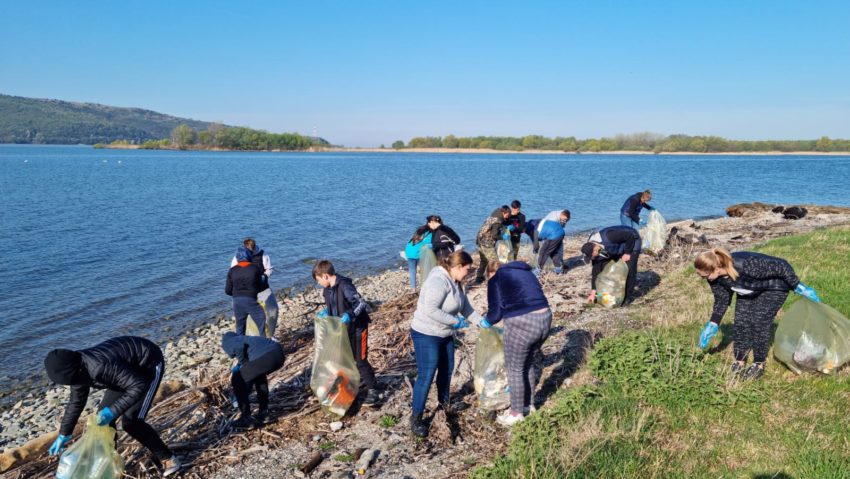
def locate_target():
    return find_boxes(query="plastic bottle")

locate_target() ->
[356,449,376,475]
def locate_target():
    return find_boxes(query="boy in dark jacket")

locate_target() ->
[312,260,380,406]
[226,245,267,336]
[581,225,642,304]
[221,332,286,428]
[505,200,526,261]
[44,336,181,476]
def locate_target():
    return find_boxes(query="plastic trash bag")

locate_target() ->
[596,260,628,308]
[496,239,512,263]
[473,327,511,411]
[56,416,124,479]
[310,315,361,416]
[419,244,438,283]
[246,289,278,338]
[773,299,850,374]
[639,210,668,254]
[519,242,554,272]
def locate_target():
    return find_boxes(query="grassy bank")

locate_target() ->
[472,225,850,479]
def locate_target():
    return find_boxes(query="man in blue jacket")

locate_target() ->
[620,190,654,229]
[581,225,642,304]
[531,209,570,275]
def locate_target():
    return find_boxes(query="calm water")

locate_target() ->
[2,145,850,385]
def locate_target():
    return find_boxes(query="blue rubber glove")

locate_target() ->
[479,318,492,329]
[96,406,115,426]
[531,267,541,277]
[502,232,511,241]
[506,225,516,232]
[699,322,719,349]
[553,266,563,274]
[340,312,352,325]
[639,219,648,227]
[231,363,241,374]
[317,308,328,318]
[453,316,468,329]
[49,434,72,456]
[794,283,821,302]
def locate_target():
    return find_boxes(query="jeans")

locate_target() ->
[407,258,419,289]
[233,295,267,336]
[620,213,639,230]
[410,329,455,415]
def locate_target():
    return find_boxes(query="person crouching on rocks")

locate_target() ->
[221,332,286,429]
[409,250,485,437]
[44,336,181,477]
[226,245,268,336]
[581,225,642,305]
[694,247,820,379]
[482,260,552,427]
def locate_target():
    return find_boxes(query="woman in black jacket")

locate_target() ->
[694,248,821,379]
[426,214,461,261]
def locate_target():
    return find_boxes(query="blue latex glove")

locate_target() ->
[317,308,328,318]
[553,266,563,274]
[501,232,511,241]
[340,312,352,325]
[506,225,516,232]
[453,316,468,329]
[699,322,719,349]
[49,434,72,456]
[639,219,648,227]
[231,363,241,374]
[479,318,492,329]
[794,283,821,302]
[531,267,541,277]
[96,406,115,426]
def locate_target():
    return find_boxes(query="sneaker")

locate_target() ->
[522,404,537,415]
[730,361,746,374]
[741,363,765,380]
[410,413,428,438]
[496,410,525,427]
[230,414,257,430]
[255,409,270,425]
[362,389,380,407]
[162,455,182,477]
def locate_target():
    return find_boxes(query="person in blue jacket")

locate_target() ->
[581,225,642,305]
[404,225,432,290]
[481,260,552,427]
[620,190,654,229]
[221,332,286,428]
[530,210,570,275]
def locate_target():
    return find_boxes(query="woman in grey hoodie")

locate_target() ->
[409,250,484,437]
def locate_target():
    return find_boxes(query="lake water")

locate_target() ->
[2,145,850,386]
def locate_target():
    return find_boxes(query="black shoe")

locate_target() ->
[230,414,257,430]
[730,361,745,374]
[363,389,380,406]
[410,413,428,438]
[741,363,765,380]
[255,409,270,425]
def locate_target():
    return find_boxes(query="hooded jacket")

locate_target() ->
[476,209,507,248]
[591,226,642,257]
[226,262,265,298]
[486,261,549,324]
[430,224,461,259]
[322,274,371,327]
[47,336,163,436]
[221,332,284,365]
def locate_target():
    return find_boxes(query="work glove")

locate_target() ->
[317,308,328,318]
[49,434,72,456]
[479,318,492,329]
[453,316,468,329]
[699,322,719,349]
[340,313,352,325]
[501,232,511,241]
[794,283,821,303]
[507,225,516,232]
[96,406,116,426]
[231,363,241,374]
[531,267,541,277]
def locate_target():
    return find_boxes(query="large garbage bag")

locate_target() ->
[56,416,124,479]
[519,242,554,271]
[639,210,668,254]
[773,299,850,374]
[496,239,512,263]
[419,244,438,283]
[310,315,361,416]
[596,260,628,308]
[246,289,278,338]
[473,327,511,411]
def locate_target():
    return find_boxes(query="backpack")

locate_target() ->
[476,216,502,248]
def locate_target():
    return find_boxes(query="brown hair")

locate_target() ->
[439,250,473,274]
[312,259,336,279]
[561,209,571,220]
[694,248,739,280]
[486,260,502,276]
[243,238,256,250]
[641,190,652,201]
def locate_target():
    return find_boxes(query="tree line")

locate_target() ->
[391,133,850,153]
[99,124,327,151]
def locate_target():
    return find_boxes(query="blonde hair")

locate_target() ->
[694,248,739,280]
[486,260,502,276]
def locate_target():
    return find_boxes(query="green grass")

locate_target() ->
[379,414,399,428]
[472,225,850,478]
[334,453,355,462]
[318,440,335,452]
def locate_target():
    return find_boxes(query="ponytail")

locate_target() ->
[440,250,473,278]
[694,247,739,280]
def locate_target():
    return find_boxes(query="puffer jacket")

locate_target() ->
[56,336,163,436]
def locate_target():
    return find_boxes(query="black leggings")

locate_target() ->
[232,348,285,416]
[733,290,788,363]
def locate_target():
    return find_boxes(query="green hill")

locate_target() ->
[0,93,220,144]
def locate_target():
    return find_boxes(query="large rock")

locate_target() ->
[725,202,777,217]
[783,206,808,220]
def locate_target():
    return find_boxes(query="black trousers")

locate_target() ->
[101,361,171,461]
[232,347,286,416]
[624,252,640,300]
[733,290,788,363]
[538,238,564,269]
[349,322,377,391]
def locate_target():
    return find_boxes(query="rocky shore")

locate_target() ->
[3,202,850,478]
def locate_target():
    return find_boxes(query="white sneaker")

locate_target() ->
[496,410,525,427]
[523,404,537,415]
[162,455,182,477]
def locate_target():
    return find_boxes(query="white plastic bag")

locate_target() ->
[596,260,628,308]
[639,210,668,254]
[473,327,511,411]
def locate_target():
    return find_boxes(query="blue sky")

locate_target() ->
[2,1,849,146]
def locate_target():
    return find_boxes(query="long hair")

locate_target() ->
[410,225,431,244]
[694,248,739,280]
[439,250,473,279]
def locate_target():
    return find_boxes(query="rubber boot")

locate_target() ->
[410,413,428,437]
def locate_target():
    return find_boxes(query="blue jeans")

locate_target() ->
[620,212,639,230]
[410,329,454,415]
[232,296,266,336]
[407,258,419,289]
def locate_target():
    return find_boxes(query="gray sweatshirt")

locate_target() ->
[411,266,482,337]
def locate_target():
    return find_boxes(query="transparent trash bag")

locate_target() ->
[773,299,850,374]
[519,242,554,272]
[596,260,628,308]
[419,244,438,283]
[310,315,361,416]
[639,210,668,254]
[246,289,278,337]
[496,239,512,263]
[56,416,124,479]
[473,327,511,411]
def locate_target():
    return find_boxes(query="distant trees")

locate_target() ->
[392,140,405,149]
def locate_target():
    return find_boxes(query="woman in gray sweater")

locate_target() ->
[409,250,483,437]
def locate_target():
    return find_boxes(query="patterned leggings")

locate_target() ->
[504,309,552,413]
[733,290,788,363]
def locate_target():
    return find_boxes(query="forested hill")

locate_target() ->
[0,93,219,144]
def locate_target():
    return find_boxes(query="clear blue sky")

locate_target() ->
[2,1,849,146]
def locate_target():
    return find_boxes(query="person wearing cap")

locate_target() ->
[230,238,278,337]
[44,336,181,476]
[426,215,461,261]
[533,209,570,275]
[620,190,654,229]
[226,245,268,335]
[581,225,642,305]
[221,332,286,429]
